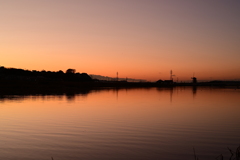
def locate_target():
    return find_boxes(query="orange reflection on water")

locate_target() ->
[1,88,240,128]
[1,87,240,160]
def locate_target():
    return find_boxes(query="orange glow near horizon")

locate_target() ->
[1,1,240,81]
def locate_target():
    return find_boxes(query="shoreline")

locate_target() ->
[0,81,239,96]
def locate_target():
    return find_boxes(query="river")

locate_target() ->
[0,87,240,160]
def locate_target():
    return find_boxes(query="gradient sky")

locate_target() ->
[1,0,240,81]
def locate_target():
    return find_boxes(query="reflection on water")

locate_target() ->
[1,87,240,160]
[0,87,201,103]
[192,86,197,97]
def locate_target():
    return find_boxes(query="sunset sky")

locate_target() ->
[1,0,240,81]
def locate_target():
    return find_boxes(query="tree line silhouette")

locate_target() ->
[1,66,239,93]
[0,66,92,82]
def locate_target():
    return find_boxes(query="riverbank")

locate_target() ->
[1,80,240,95]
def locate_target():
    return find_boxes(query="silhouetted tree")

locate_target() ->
[57,70,64,74]
[80,73,92,81]
[66,69,76,74]
[0,66,93,83]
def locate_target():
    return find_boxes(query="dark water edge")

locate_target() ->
[193,146,240,160]
[1,80,240,96]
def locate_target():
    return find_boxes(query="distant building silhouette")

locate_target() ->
[191,77,197,83]
[156,79,173,84]
[164,80,173,84]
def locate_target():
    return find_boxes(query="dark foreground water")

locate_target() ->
[0,87,240,160]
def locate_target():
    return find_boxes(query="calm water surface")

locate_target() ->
[0,87,240,160]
